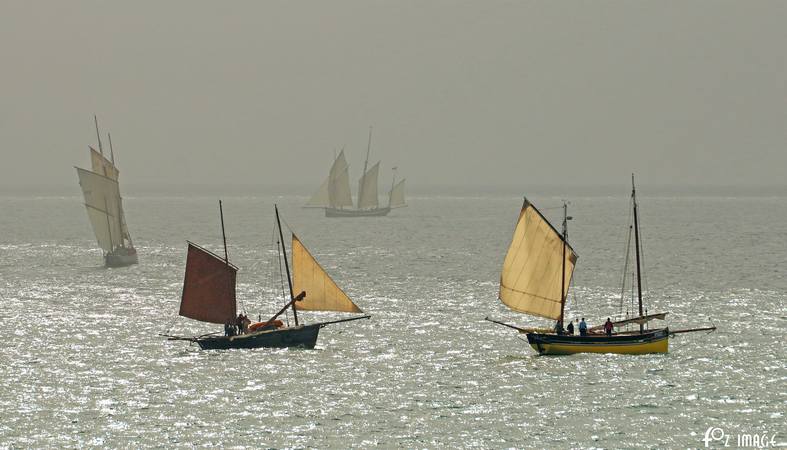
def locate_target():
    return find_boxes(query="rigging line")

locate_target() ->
[162,313,180,337]
[619,221,633,316]
[274,217,290,327]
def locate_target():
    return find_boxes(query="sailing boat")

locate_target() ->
[305,127,406,217]
[75,116,138,267]
[164,202,370,350]
[486,176,715,355]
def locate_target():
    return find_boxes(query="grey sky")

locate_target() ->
[1,1,785,190]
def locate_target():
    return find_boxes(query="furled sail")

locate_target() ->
[291,234,362,313]
[357,161,379,209]
[179,242,238,324]
[328,151,353,208]
[389,179,406,208]
[589,312,668,331]
[499,199,578,320]
[90,147,119,181]
[76,167,124,253]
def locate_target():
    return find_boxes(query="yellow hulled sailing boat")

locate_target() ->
[164,203,369,350]
[75,116,138,267]
[486,176,714,355]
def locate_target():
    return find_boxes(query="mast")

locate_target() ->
[275,204,299,326]
[358,126,372,209]
[632,174,644,332]
[108,133,115,165]
[219,200,228,263]
[104,197,113,253]
[558,201,570,327]
[94,115,104,155]
[388,167,397,207]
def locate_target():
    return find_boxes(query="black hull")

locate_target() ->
[105,247,138,267]
[325,207,391,217]
[196,324,321,350]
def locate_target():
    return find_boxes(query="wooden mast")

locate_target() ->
[275,204,299,326]
[358,126,372,209]
[632,174,644,332]
[388,167,397,208]
[108,133,115,165]
[104,196,114,253]
[94,115,104,155]
[558,201,570,328]
[219,200,229,263]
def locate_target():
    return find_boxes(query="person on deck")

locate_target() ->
[554,321,564,335]
[579,318,588,336]
[236,314,244,335]
[566,320,575,335]
[604,318,614,336]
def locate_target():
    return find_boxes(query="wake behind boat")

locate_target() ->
[305,127,406,217]
[486,176,714,355]
[75,116,138,267]
[164,202,369,350]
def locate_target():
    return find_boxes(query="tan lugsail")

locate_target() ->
[291,234,362,313]
[357,161,379,210]
[76,167,123,252]
[179,242,238,324]
[90,147,119,181]
[389,179,406,208]
[499,199,578,320]
[329,151,353,208]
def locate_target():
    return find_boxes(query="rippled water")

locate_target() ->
[1,190,785,448]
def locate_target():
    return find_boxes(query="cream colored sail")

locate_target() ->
[305,177,330,208]
[291,234,363,313]
[357,161,379,209]
[389,179,406,208]
[329,151,353,208]
[499,199,578,320]
[90,147,119,180]
[76,167,124,253]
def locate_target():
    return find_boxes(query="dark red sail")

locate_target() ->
[179,242,238,324]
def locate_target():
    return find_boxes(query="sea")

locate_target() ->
[0,186,785,448]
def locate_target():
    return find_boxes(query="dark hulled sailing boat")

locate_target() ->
[165,202,369,350]
[486,176,714,355]
[305,127,406,217]
[75,116,138,267]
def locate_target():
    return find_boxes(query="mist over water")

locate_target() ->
[1,188,784,448]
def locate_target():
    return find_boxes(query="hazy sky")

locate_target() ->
[1,1,785,190]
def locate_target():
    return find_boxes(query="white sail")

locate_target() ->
[90,146,119,181]
[329,151,353,208]
[357,162,379,210]
[389,179,406,208]
[305,177,330,208]
[291,234,362,313]
[76,167,124,253]
[499,199,578,320]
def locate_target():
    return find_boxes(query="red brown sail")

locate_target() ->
[179,242,238,324]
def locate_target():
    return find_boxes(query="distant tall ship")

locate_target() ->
[305,127,406,217]
[75,116,138,267]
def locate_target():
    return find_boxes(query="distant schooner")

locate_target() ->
[305,127,406,217]
[75,116,138,267]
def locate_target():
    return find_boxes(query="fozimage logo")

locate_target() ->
[702,426,782,448]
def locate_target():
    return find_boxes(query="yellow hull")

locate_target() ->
[529,337,668,355]
[526,328,670,355]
